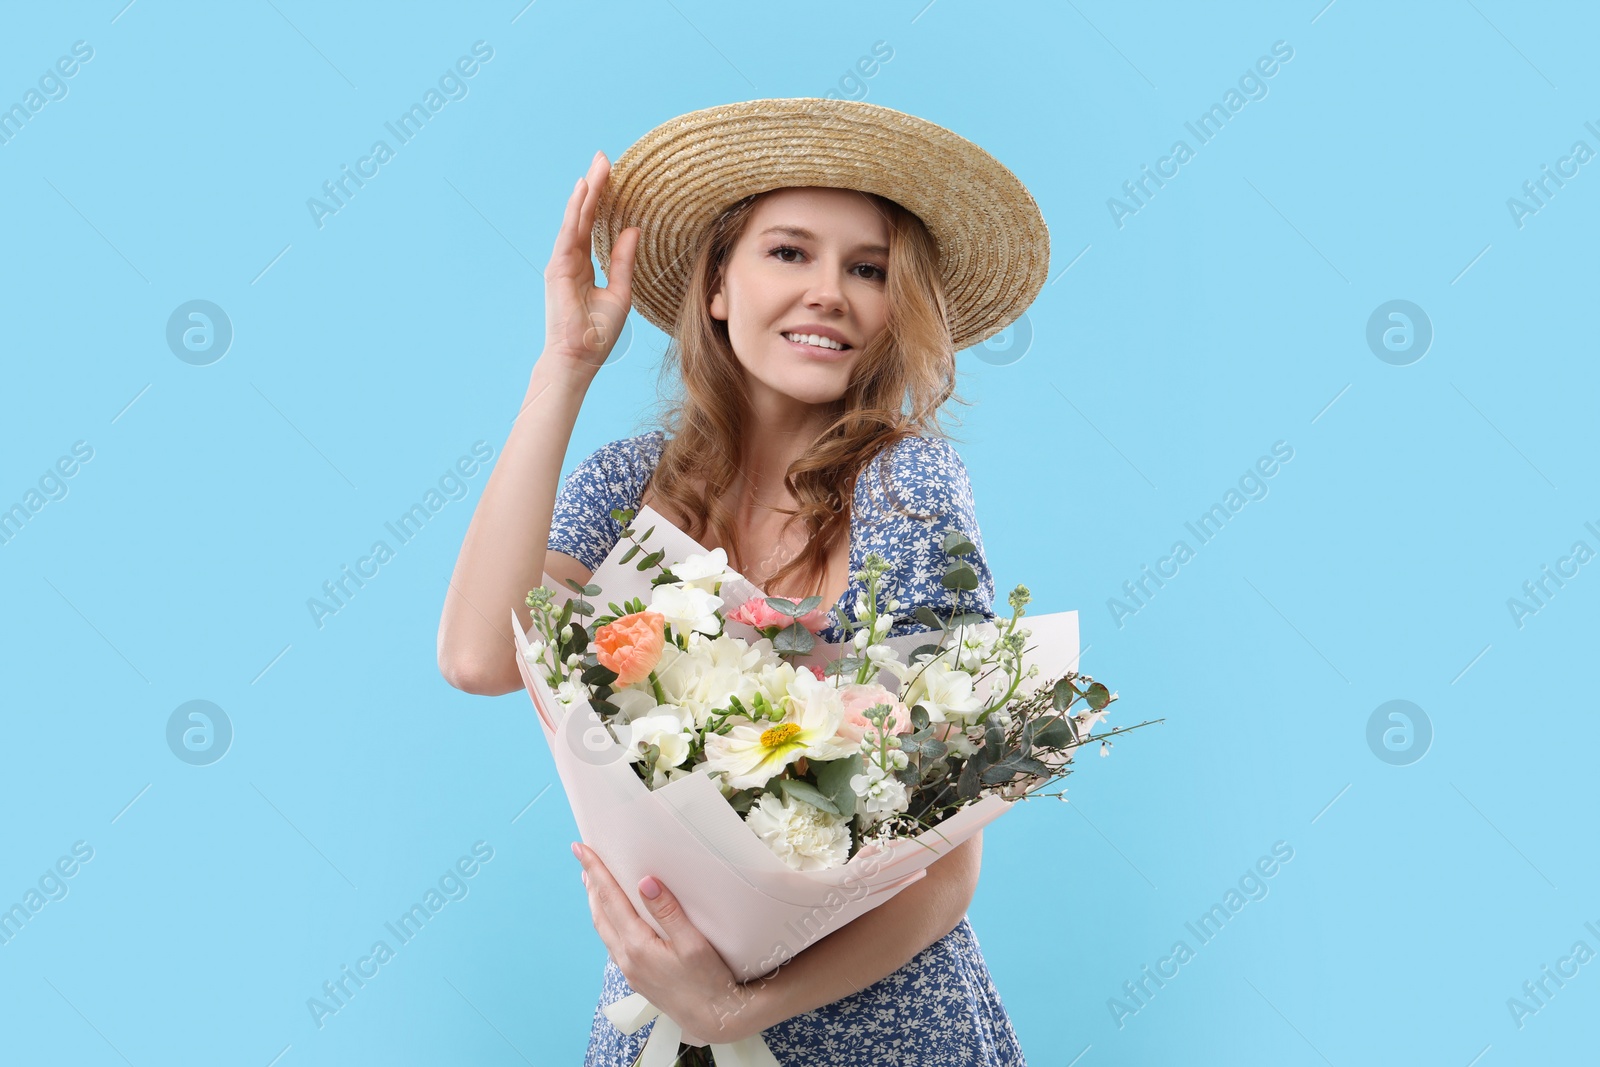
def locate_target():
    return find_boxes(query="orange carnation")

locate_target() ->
[593,610,666,688]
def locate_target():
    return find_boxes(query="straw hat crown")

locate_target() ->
[592,97,1049,352]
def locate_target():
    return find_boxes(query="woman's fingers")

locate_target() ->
[549,151,604,273]
[606,224,640,312]
[576,843,661,948]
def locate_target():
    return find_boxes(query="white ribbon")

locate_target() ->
[603,991,781,1067]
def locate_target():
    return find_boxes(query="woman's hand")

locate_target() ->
[573,841,756,1048]
[542,151,640,381]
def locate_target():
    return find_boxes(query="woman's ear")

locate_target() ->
[708,287,727,322]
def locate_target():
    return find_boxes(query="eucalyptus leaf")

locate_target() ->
[941,561,979,591]
[775,778,840,815]
[1086,682,1111,710]
[981,752,1054,784]
[1029,716,1075,749]
[813,754,863,819]
[773,622,816,654]
[914,606,946,630]
[1052,678,1079,712]
[957,752,988,800]
[984,723,1004,763]
[942,530,976,556]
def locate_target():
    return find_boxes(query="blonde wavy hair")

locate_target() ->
[641,188,969,599]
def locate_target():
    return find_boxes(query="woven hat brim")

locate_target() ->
[593,97,1049,353]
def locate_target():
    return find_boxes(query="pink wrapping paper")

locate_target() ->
[515,504,1080,982]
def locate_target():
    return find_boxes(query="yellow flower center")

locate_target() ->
[760,722,802,749]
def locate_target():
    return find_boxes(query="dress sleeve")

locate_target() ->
[546,434,658,571]
[871,437,999,640]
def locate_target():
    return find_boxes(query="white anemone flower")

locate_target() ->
[702,670,855,789]
[743,792,852,871]
[648,583,723,637]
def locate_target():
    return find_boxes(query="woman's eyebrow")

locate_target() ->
[757,224,888,258]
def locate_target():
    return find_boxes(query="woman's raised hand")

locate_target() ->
[542,150,641,380]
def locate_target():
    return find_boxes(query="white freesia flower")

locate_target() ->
[625,707,693,769]
[670,547,742,592]
[702,669,856,789]
[743,792,851,871]
[648,583,724,637]
[900,659,985,724]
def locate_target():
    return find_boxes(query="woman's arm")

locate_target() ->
[436,359,589,695]
[437,151,638,695]
[714,829,983,1037]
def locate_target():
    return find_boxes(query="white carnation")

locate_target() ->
[743,792,852,871]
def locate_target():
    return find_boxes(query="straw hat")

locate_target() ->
[591,97,1049,353]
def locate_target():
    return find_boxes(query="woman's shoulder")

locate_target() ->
[856,433,975,513]
[568,429,667,482]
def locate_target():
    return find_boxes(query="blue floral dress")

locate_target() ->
[548,429,1027,1066]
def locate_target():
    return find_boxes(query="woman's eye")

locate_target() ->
[770,246,886,281]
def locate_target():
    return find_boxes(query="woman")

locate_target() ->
[437,98,1048,1064]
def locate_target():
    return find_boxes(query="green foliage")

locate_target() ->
[813,754,864,819]
[768,775,840,815]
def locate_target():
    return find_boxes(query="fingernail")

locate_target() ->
[581,870,589,888]
[571,842,582,861]
[640,875,661,900]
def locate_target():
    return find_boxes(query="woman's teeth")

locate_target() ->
[782,332,847,351]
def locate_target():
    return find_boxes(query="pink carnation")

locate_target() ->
[729,597,831,634]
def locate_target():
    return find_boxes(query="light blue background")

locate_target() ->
[2,1,1595,1064]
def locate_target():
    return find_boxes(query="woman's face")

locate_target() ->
[709,187,891,411]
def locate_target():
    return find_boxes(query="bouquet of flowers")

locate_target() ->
[512,505,1157,1065]
[523,509,1149,874]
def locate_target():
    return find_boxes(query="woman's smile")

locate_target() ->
[781,332,854,361]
